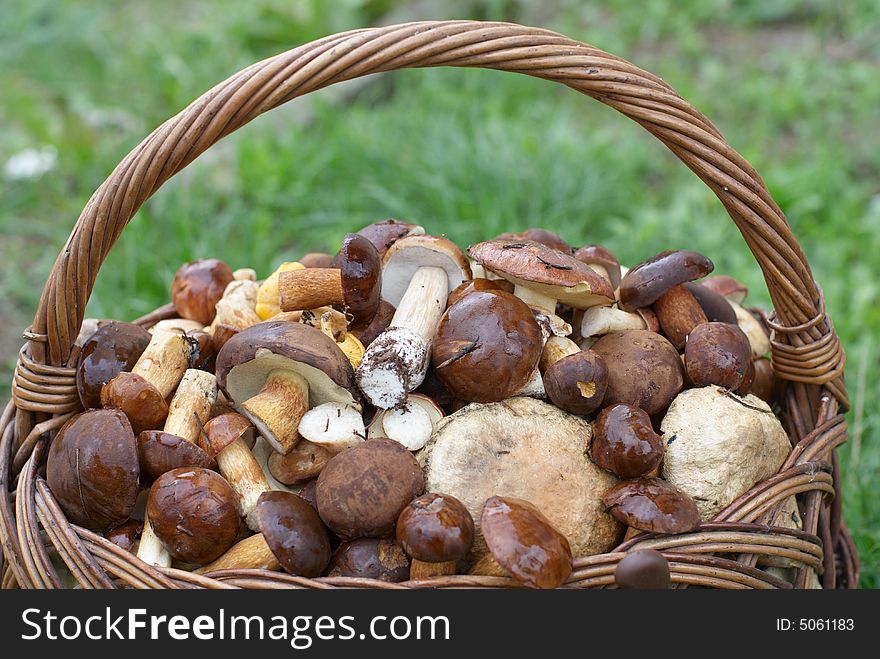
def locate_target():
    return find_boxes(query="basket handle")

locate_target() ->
[24,20,845,403]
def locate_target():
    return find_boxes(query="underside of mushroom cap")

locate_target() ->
[380,235,472,307]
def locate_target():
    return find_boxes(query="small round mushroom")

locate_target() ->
[356,218,425,257]
[265,440,333,485]
[590,330,684,416]
[279,233,382,329]
[497,228,572,254]
[101,328,196,433]
[684,282,737,324]
[700,274,748,304]
[603,477,701,534]
[543,349,608,415]
[617,250,714,311]
[615,549,671,589]
[297,402,366,453]
[200,491,331,576]
[396,493,474,579]
[146,467,240,565]
[76,321,151,409]
[653,284,708,350]
[432,290,543,403]
[105,520,143,553]
[216,321,361,454]
[573,244,622,290]
[591,404,664,478]
[298,252,335,269]
[316,438,424,540]
[137,431,214,479]
[468,239,614,316]
[480,496,572,589]
[324,538,410,582]
[356,235,471,408]
[171,258,235,325]
[684,322,753,390]
[46,409,140,531]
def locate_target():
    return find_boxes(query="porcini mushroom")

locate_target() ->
[279,233,382,329]
[684,322,753,390]
[315,438,424,540]
[543,348,608,415]
[255,261,305,320]
[479,496,572,589]
[590,330,684,416]
[684,282,737,324]
[356,235,471,408]
[603,477,701,534]
[431,290,543,403]
[356,218,425,256]
[653,284,708,349]
[263,439,333,485]
[46,409,140,531]
[615,549,671,589]
[171,258,235,325]
[200,491,331,576]
[350,298,395,348]
[137,431,214,480]
[617,250,714,311]
[325,538,410,582]
[215,321,361,454]
[146,467,240,565]
[497,228,572,254]
[700,274,748,304]
[76,321,151,410]
[367,393,444,451]
[297,402,366,453]
[396,493,474,579]
[573,244,622,289]
[101,327,196,432]
[591,404,664,478]
[579,305,648,338]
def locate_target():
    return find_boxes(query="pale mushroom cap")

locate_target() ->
[420,397,622,561]
[381,235,472,307]
[467,239,614,309]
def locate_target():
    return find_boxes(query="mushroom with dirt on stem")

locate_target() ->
[396,493,474,579]
[356,235,471,409]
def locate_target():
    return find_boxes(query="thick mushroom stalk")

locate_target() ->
[199,533,280,573]
[136,369,217,567]
[357,266,449,408]
[239,370,309,454]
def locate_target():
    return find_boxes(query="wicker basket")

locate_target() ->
[1,20,857,590]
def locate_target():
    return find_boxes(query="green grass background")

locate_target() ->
[1,0,877,584]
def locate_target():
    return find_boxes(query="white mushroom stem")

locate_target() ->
[357,266,448,408]
[164,369,217,443]
[513,284,557,316]
[586,263,610,284]
[239,370,309,454]
[580,306,647,338]
[729,300,771,358]
[136,517,171,568]
[150,318,205,334]
[198,533,279,573]
[540,336,581,372]
[131,328,194,398]
[297,402,365,453]
[216,438,271,531]
[233,268,257,281]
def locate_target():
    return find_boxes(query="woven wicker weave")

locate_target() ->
[1,21,856,589]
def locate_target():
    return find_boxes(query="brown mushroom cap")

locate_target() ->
[684,322,753,390]
[617,250,714,311]
[100,372,169,434]
[700,274,748,304]
[603,477,701,534]
[187,329,217,372]
[615,549,671,589]
[380,234,472,307]
[46,409,140,531]
[267,440,333,485]
[590,331,684,416]
[215,321,361,408]
[137,431,214,480]
[200,412,253,458]
[76,322,151,409]
[497,228,572,255]
[147,467,240,564]
[298,252,335,269]
[256,491,331,577]
[396,493,475,563]
[316,438,424,541]
[432,290,543,402]
[324,538,410,582]
[171,258,235,325]
[543,350,609,415]
[685,282,737,324]
[573,244,622,290]
[468,239,614,308]
[104,519,143,553]
[336,233,382,329]
[591,404,664,478]
[480,496,572,589]
[750,358,778,403]
[350,298,395,348]
[356,219,425,256]
[446,277,514,307]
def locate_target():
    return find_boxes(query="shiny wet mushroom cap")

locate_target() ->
[480,496,572,589]
[684,282,737,324]
[617,250,714,311]
[324,538,410,582]
[543,349,609,415]
[684,322,753,390]
[137,430,214,479]
[256,491,331,577]
[266,440,333,485]
[171,258,235,325]
[432,290,543,402]
[603,477,701,534]
[573,244,622,290]
[76,321,151,410]
[615,549,671,589]
[396,493,474,578]
[356,219,425,257]
[591,404,664,479]
[46,409,140,531]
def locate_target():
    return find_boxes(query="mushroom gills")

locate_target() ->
[238,369,309,454]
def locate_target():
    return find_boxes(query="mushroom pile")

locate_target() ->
[47,220,795,588]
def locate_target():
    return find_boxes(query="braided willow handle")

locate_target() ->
[25,20,845,403]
